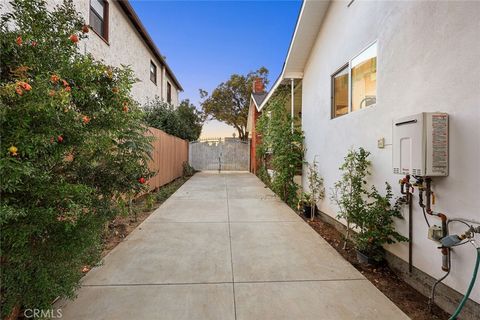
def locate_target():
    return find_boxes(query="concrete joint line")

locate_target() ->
[80,278,367,288]
[225,177,237,320]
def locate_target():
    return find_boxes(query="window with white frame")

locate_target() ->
[331,41,377,119]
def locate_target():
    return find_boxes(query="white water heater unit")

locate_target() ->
[393,112,449,177]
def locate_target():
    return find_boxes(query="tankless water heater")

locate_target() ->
[393,112,448,177]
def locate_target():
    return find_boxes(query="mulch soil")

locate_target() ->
[101,176,190,258]
[305,217,450,320]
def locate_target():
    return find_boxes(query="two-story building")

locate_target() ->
[82,0,182,106]
[0,0,183,105]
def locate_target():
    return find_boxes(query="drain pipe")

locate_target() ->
[400,175,414,273]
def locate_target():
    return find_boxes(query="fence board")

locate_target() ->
[145,127,189,190]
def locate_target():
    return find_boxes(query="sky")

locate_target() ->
[130,0,302,138]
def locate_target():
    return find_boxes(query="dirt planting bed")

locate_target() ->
[306,218,450,320]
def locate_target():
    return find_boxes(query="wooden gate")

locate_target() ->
[189,138,250,171]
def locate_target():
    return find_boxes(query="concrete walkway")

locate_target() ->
[58,172,409,319]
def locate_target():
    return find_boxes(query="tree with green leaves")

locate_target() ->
[143,98,205,141]
[0,0,153,316]
[200,67,268,140]
[330,147,371,249]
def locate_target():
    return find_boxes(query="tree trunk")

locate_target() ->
[5,303,20,320]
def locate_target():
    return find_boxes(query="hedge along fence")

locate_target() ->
[146,127,189,191]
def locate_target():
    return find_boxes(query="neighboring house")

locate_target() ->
[1,0,183,106]
[258,0,480,318]
[80,0,182,106]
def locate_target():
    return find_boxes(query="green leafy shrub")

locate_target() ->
[0,0,153,316]
[331,147,371,248]
[331,148,407,258]
[182,161,196,177]
[256,85,304,208]
[355,183,408,261]
[144,98,204,141]
[305,158,325,220]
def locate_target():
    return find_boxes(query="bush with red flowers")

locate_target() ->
[0,0,153,317]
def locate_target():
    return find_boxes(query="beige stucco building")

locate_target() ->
[1,0,182,105]
[79,0,182,106]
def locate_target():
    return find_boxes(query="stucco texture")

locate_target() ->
[71,0,180,106]
[301,0,480,303]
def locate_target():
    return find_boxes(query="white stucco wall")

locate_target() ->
[0,0,180,106]
[302,0,480,303]
[74,1,179,106]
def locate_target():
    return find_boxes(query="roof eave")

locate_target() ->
[258,0,330,111]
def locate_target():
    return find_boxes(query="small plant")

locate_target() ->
[330,148,371,249]
[355,183,408,262]
[298,192,312,208]
[144,194,156,211]
[182,161,196,177]
[305,158,325,221]
[257,163,271,186]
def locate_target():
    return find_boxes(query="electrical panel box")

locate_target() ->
[393,112,448,177]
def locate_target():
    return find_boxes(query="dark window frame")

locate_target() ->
[89,0,109,43]
[167,82,172,104]
[331,63,349,119]
[150,60,157,85]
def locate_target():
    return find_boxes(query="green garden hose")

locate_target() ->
[448,243,480,320]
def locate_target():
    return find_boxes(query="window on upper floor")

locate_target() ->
[150,61,157,84]
[167,82,172,104]
[331,41,377,119]
[90,0,109,41]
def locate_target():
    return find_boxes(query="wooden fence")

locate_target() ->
[146,127,189,190]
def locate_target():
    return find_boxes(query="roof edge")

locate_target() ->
[117,0,183,91]
[258,0,307,111]
[258,0,330,111]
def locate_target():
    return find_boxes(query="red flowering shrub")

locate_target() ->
[0,0,153,316]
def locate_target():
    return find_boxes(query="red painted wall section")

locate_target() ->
[250,107,261,174]
[250,78,265,175]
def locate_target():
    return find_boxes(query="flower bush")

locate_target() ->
[0,0,153,316]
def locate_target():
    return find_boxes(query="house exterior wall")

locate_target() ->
[0,0,181,106]
[301,0,480,305]
[164,72,179,106]
[74,1,179,106]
